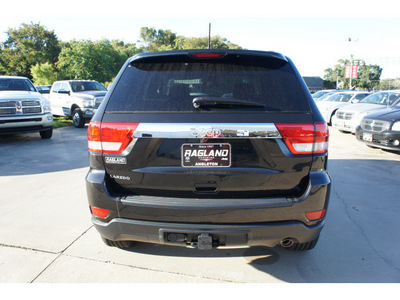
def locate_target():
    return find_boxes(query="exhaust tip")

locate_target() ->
[280,238,294,248]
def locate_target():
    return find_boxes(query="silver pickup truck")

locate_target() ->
[49,80,107,128]
[0,76,53,139]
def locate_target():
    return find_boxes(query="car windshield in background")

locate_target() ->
[312,91,329,98]
[0,79,36,92]
[36,86,51,93]
[315,93,334,101]
[70,81,107,93]
[107,61,310,113]
[359,92,400,105]
[326,93,353,102]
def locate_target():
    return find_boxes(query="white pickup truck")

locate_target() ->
[49,80,107,127]
[0,76,53,139]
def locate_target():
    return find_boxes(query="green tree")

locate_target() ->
[357,61,382,90]
[31,62,58,85]
[57,39,127,83]
[0,22,61,79]
[138,27,242,51]
[139,27,177,51]
[378,78,400,90]
[111,40,140,59]
[177,35,242,50]
[324,59,382,90]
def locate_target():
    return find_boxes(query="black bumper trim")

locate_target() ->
[92,217,324,248]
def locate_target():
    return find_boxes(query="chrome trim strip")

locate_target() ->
[132,123,281,139]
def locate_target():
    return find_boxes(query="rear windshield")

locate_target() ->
[106,60,310,113]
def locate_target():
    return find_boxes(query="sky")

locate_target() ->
[1,0,399,79]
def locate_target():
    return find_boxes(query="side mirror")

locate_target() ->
[58,89,70,95]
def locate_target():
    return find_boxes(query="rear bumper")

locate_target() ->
[93,217,324,248]
[86,168,331,247]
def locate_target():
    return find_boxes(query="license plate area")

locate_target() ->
[181,143,231,168]
[363,133,373,142]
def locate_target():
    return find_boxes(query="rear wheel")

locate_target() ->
[286,236,319,251]
[72,109,85,128]
[101,237,135,248]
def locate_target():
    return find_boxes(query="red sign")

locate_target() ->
[345,65,358,79]
[352,65,358,78]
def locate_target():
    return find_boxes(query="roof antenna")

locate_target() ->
[208,23,211,49]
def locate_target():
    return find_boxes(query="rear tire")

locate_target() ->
[101,237,135,248]
[72,109,85,128]
[286,236,319,251]
[39,128,53,139]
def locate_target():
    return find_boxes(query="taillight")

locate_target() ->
[276,123,329,155]
[87,121,102,153]
[88,122,139,154]
[90,206,109,218]
[306,209,326,221]
[313,123,330,153]
[189,52,226,58]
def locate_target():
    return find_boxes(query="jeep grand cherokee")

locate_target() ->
[86,49,331,251]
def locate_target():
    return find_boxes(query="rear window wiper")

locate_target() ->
[193,97,266,109]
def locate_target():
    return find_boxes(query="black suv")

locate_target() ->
[86,49,331,251]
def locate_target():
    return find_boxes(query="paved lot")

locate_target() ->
[0,126,399,283]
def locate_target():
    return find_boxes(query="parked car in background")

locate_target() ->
[356,100,400,151]
[49,80,107,128]
[35,85,52,93]
[0,76,53,139]
[332,90,400,133]
[35,85,52,100]
[86,49,331,251]
[316,91,371,124]
[312,90,336,100]
[313,90,347,102]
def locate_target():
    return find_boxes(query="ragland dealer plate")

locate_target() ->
[181,143,231,168]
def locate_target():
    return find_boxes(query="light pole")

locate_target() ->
[208,23,211,49]
[348,38,359,90]
[349,54,354,90]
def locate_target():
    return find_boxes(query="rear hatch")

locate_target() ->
[90,51,325,200]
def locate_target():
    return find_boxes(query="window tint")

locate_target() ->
[0,78,36,92]
[355,93,369,100]
[52,82,61,93]
[107,61,310,113]
[327,93,351,102]
[341,94,353,102]
[360,92,400,105]
[70,81,106,92]
[60,82,70,92]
